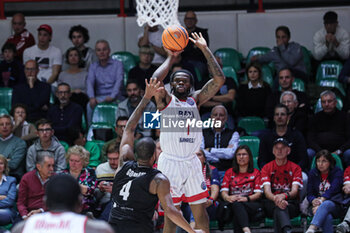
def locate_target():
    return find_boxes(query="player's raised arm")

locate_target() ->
[190,32,225,106]
[118,78,161,168]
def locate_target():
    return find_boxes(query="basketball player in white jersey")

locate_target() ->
[12,174,114,233]
[153,32,225,233]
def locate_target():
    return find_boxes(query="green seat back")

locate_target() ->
[238,116,266,135]
[222,66,239,87]
[278,78,305,92]
[81,112,87,132]
[301,46,312,78]
[261,65,274,87]
[0,88,12,111]
[92,103,118,126]
[214,48,242,71]
[314,96,343,113]
[0,108,9,115]
[311,153,343,170]
[246,47,274,71]
[239,136,260,159]
[86,123,115,141]
[317,79,346,96]
[111,51,137,72]
[59,140,69,152]
[194,67,202,82]
[265,216,301,227]
[89,140,105,153]
[316,60,343,82]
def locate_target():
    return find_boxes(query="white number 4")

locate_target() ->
[119,180,132,200]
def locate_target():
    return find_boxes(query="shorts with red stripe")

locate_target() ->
[157,153,208,205]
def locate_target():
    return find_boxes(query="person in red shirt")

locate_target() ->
[336,166,350,233]
[5,13,35,62]
[220,145,262,233]
[261,138,303,233]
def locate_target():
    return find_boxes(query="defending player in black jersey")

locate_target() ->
[108,78,203,233]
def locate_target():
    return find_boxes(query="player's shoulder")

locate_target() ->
[86,219,114,233]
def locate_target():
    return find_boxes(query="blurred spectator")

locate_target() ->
[128,45,157,90]
[338,58,350,112]
[0,42,25,87]
[62,25,97,71]
[47,82,83,142]
[4,13,35,62]
[26,119,66,172]
[0,115,26,180]
[12,60,51,122]
[313,11,350,61]
[258,104,308,171]
[58,47,89,110]
[138,25,166,66]
[237,62,271,118]
[116,80,156,138]
[261,138,303,233]
[307,90,350,166]
[201,105,239,172]
[336,165,350,232]
[23,24,62,86]
[86,40,124,125]
[101,116,128,163]
[10,103,37,145]
[280,91,307,136]
[252,25,307,82]
[17,153,55,219]
[62,145,97,213]
[0,155,17,225]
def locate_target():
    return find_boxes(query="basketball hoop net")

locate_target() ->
[136,0,180,29]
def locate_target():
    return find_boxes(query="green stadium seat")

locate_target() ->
[314,96,343,113]
[81,112,87,132]
[92,103,118,126]
[222,66,239,87]
[278,78,305,92]
[316,60,343,82]
[0,108,9,115]
[239,136,260,158]
[301,46,312,78]
[246,47,274,72]
[238,117,266,135]
[0,88,12,111]
[86,123,115,141]
[311,153,343,170]
[59,140,69,152]
[214,48,243,72]
[111,51,137,72]
[265,216,303,227]
[243,64,274,87]
[317,79,346,96]
[90,140,105,154]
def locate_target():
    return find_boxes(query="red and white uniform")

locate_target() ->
[22,212,87,233]
[221,168,262,196]
[344,166,350,185]
[6,29,35,61]
[158,94,207,204]
[261,160,303,194]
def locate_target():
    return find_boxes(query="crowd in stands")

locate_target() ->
[0,8,350,233]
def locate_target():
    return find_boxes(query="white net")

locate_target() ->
[136,0,180,29]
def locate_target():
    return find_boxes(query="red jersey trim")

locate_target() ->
[83,216,88,233]
[160,96,172,111]
[172,191,209,204]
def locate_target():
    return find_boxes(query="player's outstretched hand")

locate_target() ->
[189,32,207,49]
[144,78,163,99]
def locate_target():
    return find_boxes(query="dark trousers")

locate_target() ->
[231,201,263,233]
[262,199,299,233]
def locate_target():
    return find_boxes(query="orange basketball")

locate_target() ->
[162,25,189,52]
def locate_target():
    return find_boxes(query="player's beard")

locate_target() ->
[172,87,190,100]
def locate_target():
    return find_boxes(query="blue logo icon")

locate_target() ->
[144,110,161,129]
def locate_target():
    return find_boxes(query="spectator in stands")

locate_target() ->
[0,155,17,225]
[95,142,119,220]
[251,25,307,82]
[307,90,350,166]
[339,58,350,112]
[62,25,97,71]
[101,116,128,162]
[0,42,25,87]
[313,11,350,61]
[47,82,83,142]
[220,145,262,233]
[58,47,89,110]
[17,153,55,219]
[4,13,35,62]
[116,80,156,138]
[66,127,100,168]
[128,45,157,90]
[306,150,343,233]
[0,114,26,180]
[86,39,124,125]
[237,62,271,118]
[10,103,37,145]
[258,104,308,171]
[201,105,239,172]
[182,11,209,78]
[280,91,307,136]
[336,165,350,233]
[62,145,97,213]
[26,119,66,172]
[138,25,166,66]
[265,68,309,126]
[12,60,51,122]
[23,24,62,86]
[261,138,303,233]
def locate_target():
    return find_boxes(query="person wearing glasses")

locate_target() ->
[26,118,66,172]
[47,82,83,142]
[12,60,51,122]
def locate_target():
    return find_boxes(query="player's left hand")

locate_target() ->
[189,32,207,49]
[145,78,163,99]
